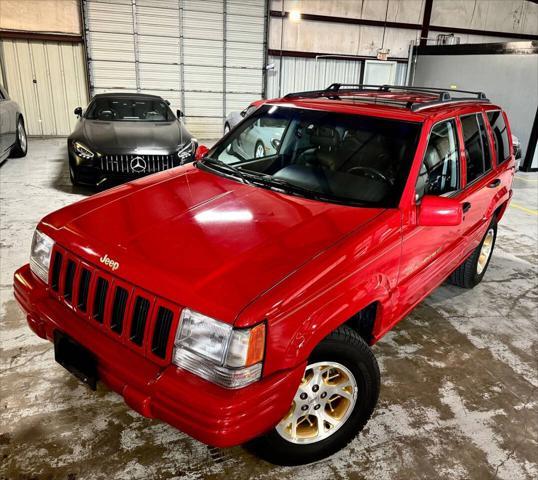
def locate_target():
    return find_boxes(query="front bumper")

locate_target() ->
[68,149,195,188]
[14,264,305,447]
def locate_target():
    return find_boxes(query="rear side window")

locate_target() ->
[487,110,510,164]
[461,113,492,184]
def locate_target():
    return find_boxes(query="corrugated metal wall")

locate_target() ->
[266,55,407,98]
[84,0,266,139]
[0,39,88,136]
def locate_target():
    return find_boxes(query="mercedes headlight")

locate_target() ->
[73,141,94,160]
[173,308,265,388]
[177,138,197,164]
[30,229,55,283]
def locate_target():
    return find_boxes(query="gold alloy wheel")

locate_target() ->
[477,228,495,275]
[275,362,358,444]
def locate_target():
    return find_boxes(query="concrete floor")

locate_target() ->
[1,138,537,480]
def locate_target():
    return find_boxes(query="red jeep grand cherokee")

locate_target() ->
[14,84,515,465]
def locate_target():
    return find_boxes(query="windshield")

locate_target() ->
[203,105,421,207]
[86,97,174,122]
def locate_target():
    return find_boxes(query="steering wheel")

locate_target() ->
[347,166,390,184]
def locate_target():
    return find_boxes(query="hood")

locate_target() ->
[81,119,190,154]
[42,167,383,324]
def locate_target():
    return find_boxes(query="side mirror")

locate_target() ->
[195,144,209,161]
[417,195,463,227]
[271,138,281,150]
[177,109,185,118]
[74,107,82,117]
[240,109,247,118]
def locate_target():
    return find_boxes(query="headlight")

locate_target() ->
[177,138,197,164]
[73,141,94,160]
[30,229,54,283]
[173,308,265,388]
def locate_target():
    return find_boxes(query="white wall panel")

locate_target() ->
[266,55,362,98]
[183,39,224,67]
[88,32,135,62]
[184,65,224,93]
[266,54,408,99]
[431,0,538,36]
[90,60,137,89]
[137,35,180,65]
[226,67,263,93]
[1,39,88,136]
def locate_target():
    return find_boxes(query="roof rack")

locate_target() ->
[283,83,489,111]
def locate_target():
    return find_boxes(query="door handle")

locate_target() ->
[488,179,501,188]
[462,202,472,213]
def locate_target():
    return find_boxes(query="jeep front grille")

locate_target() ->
[93,277,108,323]
[50,245,180,365]
[100,154,178,174]
[77,268,91,312]
[152,307,174,359]
[130,296,150,345]
[63,260,76,303]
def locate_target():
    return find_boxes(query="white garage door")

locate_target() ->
[84,0,266,139]
[0,39,88,136]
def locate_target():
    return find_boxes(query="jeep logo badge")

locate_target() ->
[100,254,120,271]
[130,156,147,173]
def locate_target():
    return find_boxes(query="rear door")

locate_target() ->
[485,109,516,203]
[458,112,500,253]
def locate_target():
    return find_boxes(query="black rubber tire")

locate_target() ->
[246,325,380,466]
[10,117,27,158]
[448,219,497,289]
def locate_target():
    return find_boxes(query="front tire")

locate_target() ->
[254,141,265,158]
[449,219,497,288]
[247,326,380,466]
[11,117,27,158]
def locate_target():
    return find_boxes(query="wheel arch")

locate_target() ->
[281,295,387,373]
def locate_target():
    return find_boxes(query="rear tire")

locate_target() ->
[247,326,380,466]
[449,219,497,288]
[11,117,27,158]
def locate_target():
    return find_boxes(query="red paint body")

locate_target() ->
[14,94,515,447]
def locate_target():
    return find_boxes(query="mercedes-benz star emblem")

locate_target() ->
[130,156,147,173]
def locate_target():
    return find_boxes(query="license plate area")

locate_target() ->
[54,331,98,390]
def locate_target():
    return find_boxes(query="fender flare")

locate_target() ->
[282,282,391,369]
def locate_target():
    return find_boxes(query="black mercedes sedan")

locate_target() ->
[68,93,196,187]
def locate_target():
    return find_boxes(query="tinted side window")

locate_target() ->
[487,110,510,163]
[416,120,460,198]
[461,114,491,183]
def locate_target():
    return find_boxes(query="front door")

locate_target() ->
[397,118,466,311]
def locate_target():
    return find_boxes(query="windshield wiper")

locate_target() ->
[197,157,253,184]
[250,175,366,206]
[198,159,365,206]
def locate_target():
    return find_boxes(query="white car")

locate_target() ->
[229,116,287,159]
[223,100,265,135]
